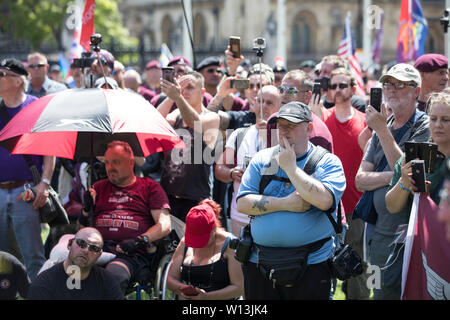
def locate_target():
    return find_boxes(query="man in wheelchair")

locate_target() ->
[78,141,172,295]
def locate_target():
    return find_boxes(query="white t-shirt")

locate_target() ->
[225,125,265,224]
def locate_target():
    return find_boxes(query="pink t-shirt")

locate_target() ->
[93,177,170,242]
[323,107,366,214]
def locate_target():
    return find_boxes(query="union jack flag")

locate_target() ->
[337,12,366,97]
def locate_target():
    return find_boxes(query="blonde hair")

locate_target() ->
[427,89,450,114]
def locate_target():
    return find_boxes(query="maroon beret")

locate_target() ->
[414,54,448,73]
[167,56,192,68]
[145,60,161,70]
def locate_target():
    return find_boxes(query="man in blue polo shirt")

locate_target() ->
[0,58,55,281]
[236,101,346,300]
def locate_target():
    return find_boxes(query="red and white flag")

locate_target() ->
[79,0,96,52]
[337,12,366,97]
[402,193,450,300]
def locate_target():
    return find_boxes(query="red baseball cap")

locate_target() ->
[185,204,216,248]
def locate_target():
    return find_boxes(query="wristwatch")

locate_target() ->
[41,178,50,185]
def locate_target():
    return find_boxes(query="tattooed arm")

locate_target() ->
[236,192,311,216]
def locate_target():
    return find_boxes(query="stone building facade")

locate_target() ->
[120,0,445,69]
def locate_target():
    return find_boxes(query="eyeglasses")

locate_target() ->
[329,83,350,90]
[382,82,417,90]
[28,63,46,69]
[0,70,20,78]
[74,238,102,253]
[278,86,300,96]
[206,68,221,74]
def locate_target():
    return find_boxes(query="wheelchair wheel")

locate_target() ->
[154,252,178,300]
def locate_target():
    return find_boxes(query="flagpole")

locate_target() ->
[363,0,372,68]
[277,0,286,63]
[446,1,450,59]
[182,0,194,68]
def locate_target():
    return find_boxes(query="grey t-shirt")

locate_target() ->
[362,111,430,235]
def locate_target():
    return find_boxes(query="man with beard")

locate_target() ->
[27,227,123,299]
[355,63,429,299]
[310,68,369,300]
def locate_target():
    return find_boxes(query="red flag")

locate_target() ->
[79,0,96,52]
[402,194,450,300]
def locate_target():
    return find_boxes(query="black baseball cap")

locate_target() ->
[268,101,313,124]
[0,58,29,76]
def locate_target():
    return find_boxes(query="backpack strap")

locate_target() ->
[258,145,342,234]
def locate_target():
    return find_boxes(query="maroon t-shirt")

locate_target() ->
[93,177,170,242]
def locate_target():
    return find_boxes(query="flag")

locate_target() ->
[58,52,71,80]
[79,0,96,52]
[69,0,84,61]
[402,193,450,300]
[371,11,384,65]
[159,43,174,67]
[396,0,428,63]
[338,12,366,97]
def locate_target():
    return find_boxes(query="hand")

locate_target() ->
[230,166,244,183]
[365,103,388,133]
[399,158,413,190]
[160,78,181,102]
[216,75,236,98]
[117,236,147,255]
[308,93,324,118]
[283,191,311,213]
[32,182,50,210]
[181,287,208,300]
[277,137,297,176]
[225,46,244,76]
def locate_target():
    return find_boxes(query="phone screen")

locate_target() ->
[162,67,175,83]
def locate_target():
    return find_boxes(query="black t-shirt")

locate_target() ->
[0,251,30,300]
[27,262,123,300]
[226,110,256,130]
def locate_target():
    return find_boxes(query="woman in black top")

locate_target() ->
[166,199,243,300]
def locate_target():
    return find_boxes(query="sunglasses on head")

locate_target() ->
[329,83,350,90]
[72,238,102,253]
[278,86,300,96]
[28,63,46,69]
[0,70,20,78]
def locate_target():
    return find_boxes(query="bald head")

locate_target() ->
[75,227,104,247]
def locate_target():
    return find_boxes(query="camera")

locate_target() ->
[90,33,102,52]
[72,52,95,69]
[331,244,363,280]
[229,224,253,264]
[253,37,266,50]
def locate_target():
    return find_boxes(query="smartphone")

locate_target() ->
[313,80,322,96]
[411,160,426,193]
[229,36,241,59]
[370,87,382,112]
[405,141,419,164]
[179,284,199,296]
[162,67,175,83]
[419,142,438,173]
[230,79,249,89]
[321,77,330,92]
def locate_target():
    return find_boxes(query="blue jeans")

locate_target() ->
[0,186,46,281]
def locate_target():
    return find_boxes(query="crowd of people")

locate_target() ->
[0,38,449,301]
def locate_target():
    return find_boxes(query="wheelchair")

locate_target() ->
[126,214,185,300]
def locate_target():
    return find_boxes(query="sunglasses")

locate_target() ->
[382,82,417,90]
[0,70,20,78]
[249,83,262,90]
[206,68,221,74]
[74,238,102,253]
[278,86,300,96]
[329,83,350,90]
[28,63,46,69]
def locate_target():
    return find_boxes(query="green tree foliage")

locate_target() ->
[0,0,137,51]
